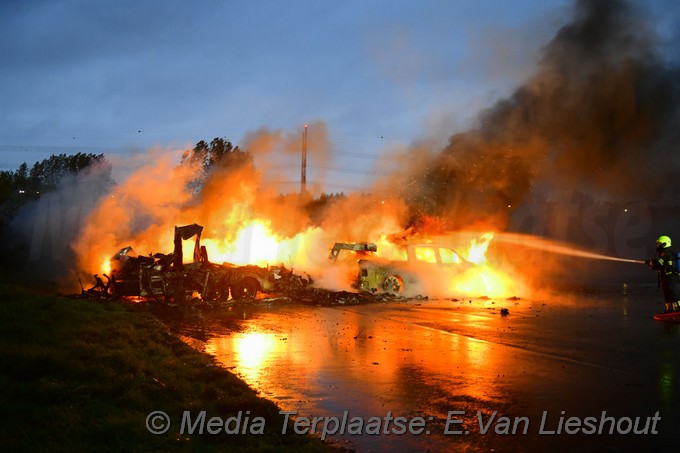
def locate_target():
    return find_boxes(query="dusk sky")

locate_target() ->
[1,0,678,192]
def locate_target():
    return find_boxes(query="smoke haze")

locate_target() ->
[391,0,680,231]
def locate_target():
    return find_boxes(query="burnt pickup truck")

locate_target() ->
[329,242,471,295]
[107,224,308,303]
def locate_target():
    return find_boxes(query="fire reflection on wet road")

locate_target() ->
[185,285,680,452]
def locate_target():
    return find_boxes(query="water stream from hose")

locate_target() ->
[493,232,646,265]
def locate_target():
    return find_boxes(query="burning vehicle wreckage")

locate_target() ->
[80,224,310,304]
[328,241,472,294]
[78,224,410,306]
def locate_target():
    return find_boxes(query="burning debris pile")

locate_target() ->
[76,223,442,306]
[77,223,314,304]
[76,222,521,307]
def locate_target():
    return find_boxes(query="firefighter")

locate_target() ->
[646,235,680,313]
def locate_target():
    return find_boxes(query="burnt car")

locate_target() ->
[329,242,471,295]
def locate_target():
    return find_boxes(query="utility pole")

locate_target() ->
[301,124,307,194]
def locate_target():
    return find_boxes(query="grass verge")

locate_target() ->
[0,284,332,452]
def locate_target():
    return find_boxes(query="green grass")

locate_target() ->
[0,284,332,452]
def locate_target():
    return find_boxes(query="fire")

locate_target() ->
[451,265,515,298]
[93,217,524,299]
[370,232,523,298]
[452,232,521,298]
[202,220,281,266]
[376,235,406,261]
[200,219,322,269]
[101,258,111,276]
[70,139,528,300]
[466,232,494,264]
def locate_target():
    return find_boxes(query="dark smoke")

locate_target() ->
[397,0,680,231]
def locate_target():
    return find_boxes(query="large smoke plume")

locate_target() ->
[393,0,680,231]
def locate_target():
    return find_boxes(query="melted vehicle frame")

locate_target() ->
[329,241,470,295]
[107,224,307,303]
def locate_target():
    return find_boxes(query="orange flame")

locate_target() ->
[198,226,522,298]
[101,258,111,276]
[452,232,522,298]
[466,232,494,264]
[199,219,324,269]
[202,219,281,266]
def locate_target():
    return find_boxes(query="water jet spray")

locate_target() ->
[494,233,646,265]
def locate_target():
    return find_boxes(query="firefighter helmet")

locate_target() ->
[656,235,672,249]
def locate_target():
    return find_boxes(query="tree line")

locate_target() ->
[0,153,110,205]
[0,137,249,207]
[0,137,348,221]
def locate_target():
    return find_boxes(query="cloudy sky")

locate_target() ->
[1,0,678,192]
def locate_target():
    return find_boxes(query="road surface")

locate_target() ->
[168,283,680,452]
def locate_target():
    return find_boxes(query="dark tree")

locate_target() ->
[0,153,111,206]
[180,137,252,193]
[181,138,251,173]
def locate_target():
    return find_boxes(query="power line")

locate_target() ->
[0,144,383,160]
[0,145,148,153]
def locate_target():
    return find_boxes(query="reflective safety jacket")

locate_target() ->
[649,248,676,275]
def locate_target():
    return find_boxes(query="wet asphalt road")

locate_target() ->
[173,284,680,452]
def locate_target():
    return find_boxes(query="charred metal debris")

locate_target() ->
[75,224,410,306]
